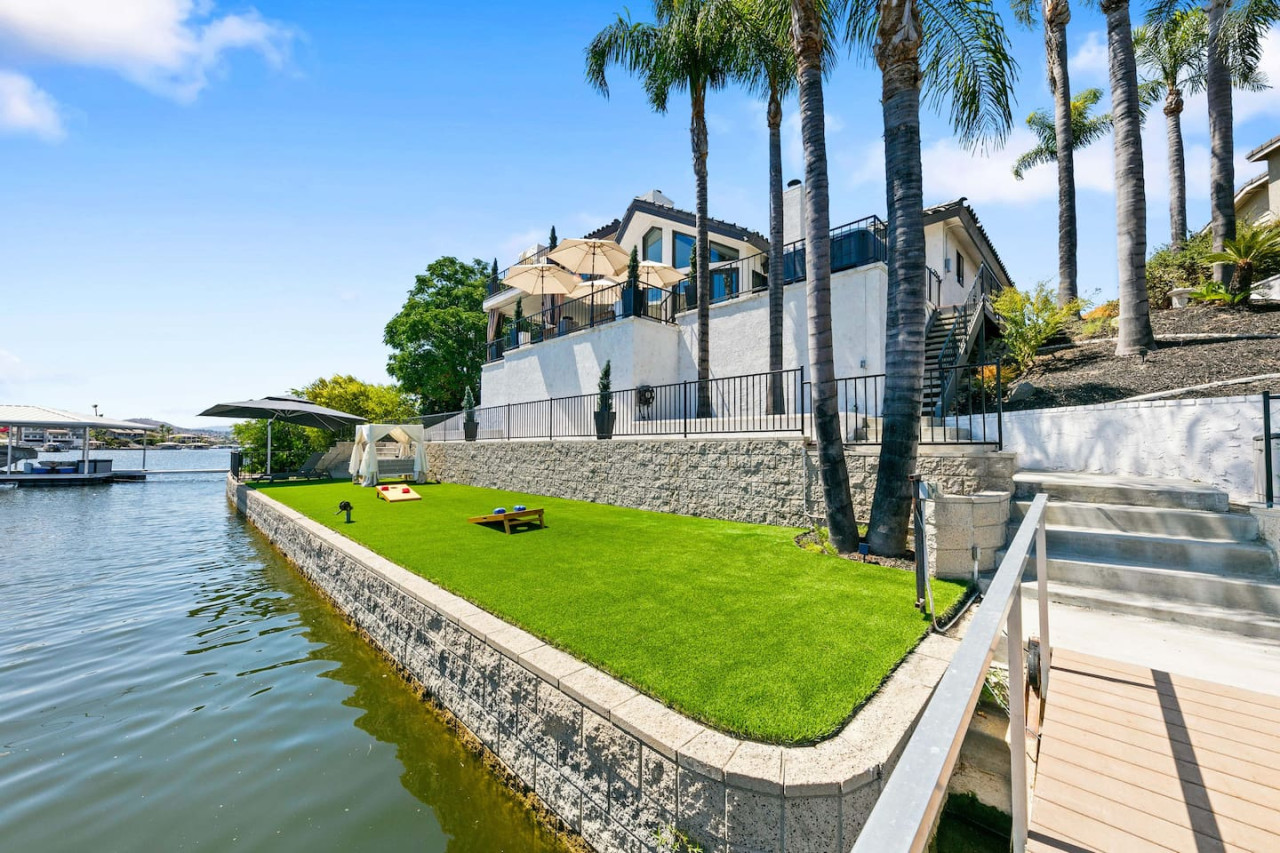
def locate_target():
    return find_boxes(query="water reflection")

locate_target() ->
[0,477,567,853]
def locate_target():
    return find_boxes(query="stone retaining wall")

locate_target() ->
[230,477,962,853]
[424,438,1015,528]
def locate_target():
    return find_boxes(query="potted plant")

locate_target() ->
[594,361,616,440]
[620,246,644,318]
[511,298,531,346]
[462,387,479,441]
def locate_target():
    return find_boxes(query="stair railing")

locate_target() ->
[852,493,1051,853]
[932,265,991,417]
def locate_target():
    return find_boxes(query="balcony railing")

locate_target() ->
[486,280,679,362]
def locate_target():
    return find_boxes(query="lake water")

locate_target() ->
[0,451,567,852]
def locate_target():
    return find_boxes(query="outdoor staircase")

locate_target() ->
[922,306,969,414]
[1007,470,1280,641]
[846,415,972,443]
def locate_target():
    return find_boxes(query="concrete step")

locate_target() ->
[1023,579,1280,642]
[1011,499,1260,541]
[1028,556,1280,614]
[1013,470,1230,512]
[1031,527,1278,578]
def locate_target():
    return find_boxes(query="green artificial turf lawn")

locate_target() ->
[259,480,965,744]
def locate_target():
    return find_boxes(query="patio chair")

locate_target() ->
[254,452,332,483]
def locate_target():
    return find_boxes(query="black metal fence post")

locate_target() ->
[1264,390,1274,509]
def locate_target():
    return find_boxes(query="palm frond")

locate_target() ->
[1011,86,1111,176]
[1012,142,1055,180]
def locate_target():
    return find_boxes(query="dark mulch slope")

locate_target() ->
[1005,305,1280,411]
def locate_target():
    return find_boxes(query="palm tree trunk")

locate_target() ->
[1046,0,1078,306]
[767,86,786,416]
[692,82,713,418]
[1103,0,1156,356]
[1165,88,1187,249]
[790,0,859,555]
[1206,0,1236,287]
[868,0,926,557]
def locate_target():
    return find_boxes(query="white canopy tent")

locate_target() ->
[349,423,429,487]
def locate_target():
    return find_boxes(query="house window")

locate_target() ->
[674,232,695,268]
[956,252,965,287]
[643,227,663,263]
[710,241,739,262]
[674,234,740,268]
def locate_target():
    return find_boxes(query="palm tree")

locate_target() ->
[1135,11,1205,249]
[733,1,835,416]
[1101,0,1157,356]
[1205,223,1280,295]
[1201,0,1277,284]
[587,0,740,418]
[734,1,795,416]
[1012,89,1112,179]
[1011,0,1081,307]
[846,0,1018,556]
[789,0,861,554]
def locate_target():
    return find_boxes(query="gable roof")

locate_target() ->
[613,194,770,253]
[1236,171,1269,206]
[921,198,1014,290]
[1247,133,1280,162]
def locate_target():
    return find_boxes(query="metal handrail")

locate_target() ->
[1265,390,1275,508]
[852,493,1050,853]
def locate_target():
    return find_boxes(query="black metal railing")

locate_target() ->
[781,215,887,285]
[931,266,991,415]
[420,368,807,441]
[926,266,943,307]
[839,362,1003,446]
[425,362,1001,447]
[1264,390,1276,508]
[484,280,679,362]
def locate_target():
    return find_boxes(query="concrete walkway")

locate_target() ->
[1022,597,1280,699]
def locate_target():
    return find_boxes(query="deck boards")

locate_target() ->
[1029,649,1280,853]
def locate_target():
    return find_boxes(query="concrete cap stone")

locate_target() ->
[458,608,511,641]
[610,694,702,761]
[520,643,588,687]
[486,623,546,658]
[677,728,741,780]
[559,666,640,718]
[723,741,784,794]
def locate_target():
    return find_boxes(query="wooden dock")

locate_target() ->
[1029,648,1280,853]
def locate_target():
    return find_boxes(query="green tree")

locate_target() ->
[384,257,489,413]
[549,226,558,250]
[993,282,1088,371]
[846,0,1019,555]
[1011,0,1082,306]
[1205,222,1280,297]
[790,0,860,555]
[230,420,318,474]
[587,0,741,418]
[297,374,418,442]
[1012,88,1112,178]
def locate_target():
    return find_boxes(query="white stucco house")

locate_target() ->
[479,183,1012,420]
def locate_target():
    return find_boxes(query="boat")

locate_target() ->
[41,442,66,453]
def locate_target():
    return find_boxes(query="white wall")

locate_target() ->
[924,221,983,306]
[480,318,682,405]
[987,395,1271,503]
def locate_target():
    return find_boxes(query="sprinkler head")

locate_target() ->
[335,500,354,523]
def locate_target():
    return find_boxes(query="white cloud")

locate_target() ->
[0,70,62,139]
[1236,24,1280,124]
[0,0,295,102]
[1070,30,1109,85]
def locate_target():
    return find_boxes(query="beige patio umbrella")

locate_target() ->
[547,238,630,279]
[502,263,580,298]
[634,260,684,288]
[566,275,622,300]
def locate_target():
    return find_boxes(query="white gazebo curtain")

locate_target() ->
[348,424,428,487]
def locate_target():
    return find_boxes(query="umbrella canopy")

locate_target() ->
[566,275,622,300]
[199,395,365,475]
[502,264,580,297]
[547,239,630,278]
[199,395,365,431]
[634,260,684,288]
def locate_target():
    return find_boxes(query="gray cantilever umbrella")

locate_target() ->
[198,395,365,475]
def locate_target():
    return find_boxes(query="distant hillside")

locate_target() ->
[128,418,230,436]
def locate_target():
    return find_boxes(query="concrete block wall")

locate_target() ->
[425,437,1015,528]
[923,491,1013,579]
[230,478,962,853]
[1253,504,1280,553]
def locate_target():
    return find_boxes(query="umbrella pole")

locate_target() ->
[267,417,273,476]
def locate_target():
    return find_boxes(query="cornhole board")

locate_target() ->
[467,508,544,534]
[376,484,421,502]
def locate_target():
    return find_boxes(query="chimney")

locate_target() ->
[782,180,805,244]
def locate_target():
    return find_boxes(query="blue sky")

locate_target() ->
[1,2,1278,424]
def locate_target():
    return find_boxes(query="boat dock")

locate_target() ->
[0,468,229,486]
